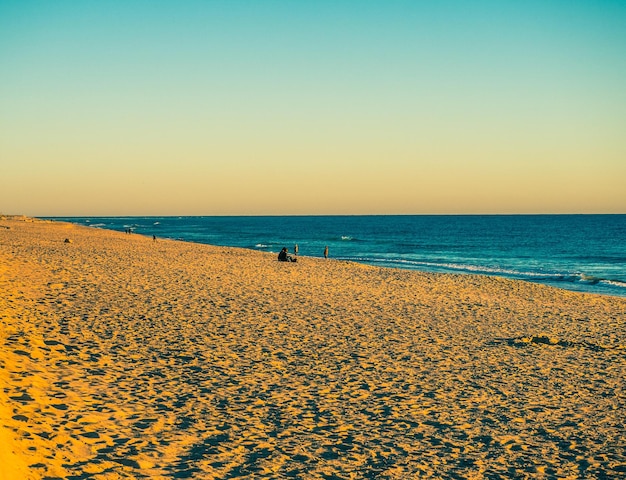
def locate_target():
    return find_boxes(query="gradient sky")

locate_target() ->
[1,0,625,215]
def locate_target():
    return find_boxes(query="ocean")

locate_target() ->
[47,215,626,298]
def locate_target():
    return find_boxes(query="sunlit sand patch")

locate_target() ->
[0,217,625,478]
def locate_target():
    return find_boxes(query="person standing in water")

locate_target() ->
[294,243,299,255]
[324,245,328,259]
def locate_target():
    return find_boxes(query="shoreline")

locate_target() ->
[1,216,625,478]
[39,214,626,299]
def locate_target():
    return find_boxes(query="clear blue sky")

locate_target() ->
[1,0,625,215]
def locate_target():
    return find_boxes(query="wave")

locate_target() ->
[342,256,626,291]
[345,257,541,277]
[579,275,626,288]
[580,274,602,284]
[570,254,626,263]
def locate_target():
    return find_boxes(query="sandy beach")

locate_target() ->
[1,216,625,479]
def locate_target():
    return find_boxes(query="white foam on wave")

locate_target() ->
[358,257,535,277]
[579,274,601,284]
[351,257,626,295]
[345,256,584,282]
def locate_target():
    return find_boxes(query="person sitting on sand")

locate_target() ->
[278,247,296,262]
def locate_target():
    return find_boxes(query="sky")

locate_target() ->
[1,0,625,216]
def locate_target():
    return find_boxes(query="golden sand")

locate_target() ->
[1,216,625,479]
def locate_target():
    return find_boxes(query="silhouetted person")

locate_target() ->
[278,247,296,262]
[324,245,328,259]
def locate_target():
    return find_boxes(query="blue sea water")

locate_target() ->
[47,215,626,298]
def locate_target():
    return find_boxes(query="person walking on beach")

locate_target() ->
[324,245,328,259]
[294,243,299,255]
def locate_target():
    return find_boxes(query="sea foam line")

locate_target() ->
[342,256,626,289]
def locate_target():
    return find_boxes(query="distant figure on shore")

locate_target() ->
[153,235,156,242]
[324,246,329,259]
[294,243,299,255]
[278,247,297,262]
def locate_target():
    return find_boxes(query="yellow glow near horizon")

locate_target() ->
[1,1,625,215]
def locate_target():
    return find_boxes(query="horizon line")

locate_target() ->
[18,212,626,218]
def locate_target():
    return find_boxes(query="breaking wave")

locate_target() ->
[342,256,626,294]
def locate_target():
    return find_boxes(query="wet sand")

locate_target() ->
[1,216,625,479]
